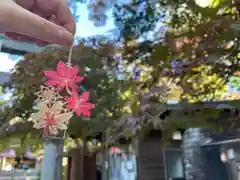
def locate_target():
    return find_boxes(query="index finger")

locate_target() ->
[3,2,74,47]
[56,2,76,35]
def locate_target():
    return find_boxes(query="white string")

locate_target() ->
[67,45,74,66]
[66,45,74,96]
[66,84,72,95]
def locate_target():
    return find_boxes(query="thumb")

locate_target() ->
[2,1,74,46]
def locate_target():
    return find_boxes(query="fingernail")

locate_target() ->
[17,36,24,41]
[6,36,15,40]
[36,41,48,47]
[57,29,64,37]
[64,22,76,35]
[57,29,74,47]
[50,15,57,22]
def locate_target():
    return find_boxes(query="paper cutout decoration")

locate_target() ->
[65,91,95,117]
[44,61,84,92]
[29,100,73,136]
[34,86,62,103]
[30,56,95,137]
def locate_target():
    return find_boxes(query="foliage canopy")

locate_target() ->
[1,0,240,146]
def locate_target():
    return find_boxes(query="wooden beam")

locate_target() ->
[2,39,41,53]
[1,46,27,56]
[0,34,42,53]
[152,100,240,112]
[202,138,240,146]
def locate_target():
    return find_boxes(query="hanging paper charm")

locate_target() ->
[29,47,95,137]
[44,61,84,92]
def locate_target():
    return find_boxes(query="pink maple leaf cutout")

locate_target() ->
[43,112,57,136]
[65,91,95,117]
[44,61,84,92]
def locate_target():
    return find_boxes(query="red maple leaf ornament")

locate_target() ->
[44,61,84,92]
[65,91,95,117]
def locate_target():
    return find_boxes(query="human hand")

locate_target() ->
[0,0,76,47]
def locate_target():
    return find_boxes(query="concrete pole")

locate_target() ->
[102,133,108,180]
[0,72,10,85]
[0,39,3,51]
[40,142,57,180]
[41,140,64,180]
[182,128,210,180]
[55,140,64,180]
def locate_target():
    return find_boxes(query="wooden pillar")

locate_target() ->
[67,148,83,180]
[137,130,166,180]
[84,153,97,180]
[67,148,97,180]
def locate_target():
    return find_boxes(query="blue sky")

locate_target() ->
[77,4,114,37]
[75,3,115,37]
